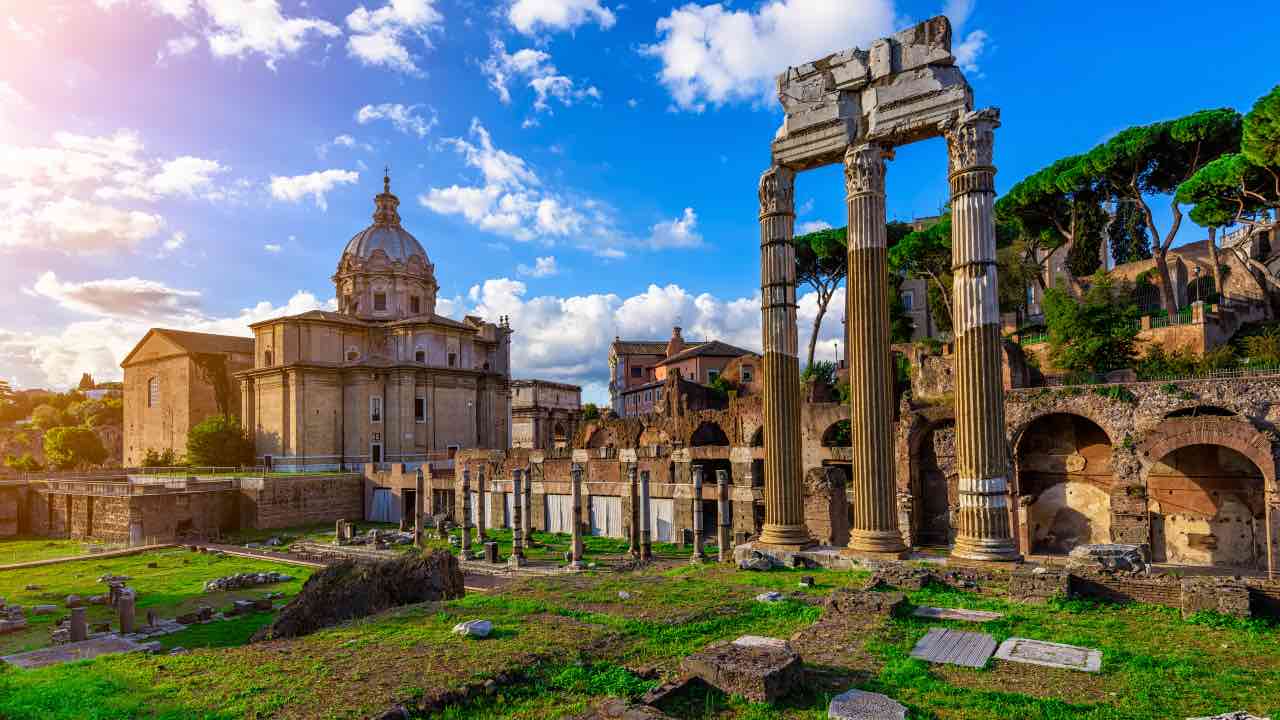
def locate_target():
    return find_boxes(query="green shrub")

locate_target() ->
[186,414,254,467]
[43,426,107,469]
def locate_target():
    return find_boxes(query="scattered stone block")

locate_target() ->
[681,636,802,704]
[737,550,775,572]
[1008,567,1069,604]
[31,605,58,616]
[69,607,87,642]
[799,576,815,588]
[869,564,936,590]
[825,588,907,617]
[147,562,159,569]
[87,595,109,605]
[994,638,1101,673]
[483,542,499,563]
[230,600,255,616]
[755,591,784,603]
[1067,544,1147,574]
[65,595,83,608]
[827,688,908,720]
[24,584,41,591]
[733,635,789,650]
[912,606,1003,623]
[452,619,492,638]
[91,622,110,633]
[618,591,631,600]
[50,628,70,645]
[909,628,996,669]
[253,597,273,611]
[1186,712,1272,720]
[1181,578,1251,619]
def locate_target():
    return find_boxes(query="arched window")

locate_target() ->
[147,377,159,407]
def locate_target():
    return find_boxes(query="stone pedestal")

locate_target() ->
[717,468,732,563]
[118,592,135,634]
[757,165,812,549]
[640,470,653,560]
[569,463,586,569]
[461,469,473,557]
[69,607,87,642]
[691,465,706,563]
[945,109,1019,562]
[484,541,499,564]
[842,143,907,558]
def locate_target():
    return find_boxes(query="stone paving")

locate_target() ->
[993,637,1102,673]
[827,688,908,720]
[912,606,1004,622]
[1,634,151,668]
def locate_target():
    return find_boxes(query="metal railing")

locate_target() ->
[1041,362,1280,388]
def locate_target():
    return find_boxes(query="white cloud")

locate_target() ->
[156,34,200,64]
[96,0,194,19]
[0,82,28,130]
[30,271,202,320]
[508,0,616,35]
[3,197,164,254]
[346,0,443,75]
[439,278,847,403]
[0,289,336,389]
[798,220,832,234]
[355,103,438,138]
[643,0,897,111]
[480,40,601,115]
[646,207,703,249]
[626,98,639,109]
[162,231,187,252]
[517,255,559,277]
[147,156,226,198]
[199,0,340,69]
[269,169,359,210]
[317,133,373,158]
[264,243,282,253]
[942,0,988,73]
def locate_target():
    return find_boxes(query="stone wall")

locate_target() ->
[0,485,26,537]
[240,474,364,529]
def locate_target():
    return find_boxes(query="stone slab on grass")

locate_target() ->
[994,637,1102,673]
[1,635,145,668]
[827,688,908,719]
[909,628,996,669]
[912,606,1003,622]
[1186,712,1272,720]
[681,635,802,704]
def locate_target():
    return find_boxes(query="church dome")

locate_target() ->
[340,173,428,266]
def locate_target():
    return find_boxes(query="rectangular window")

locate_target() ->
[1026,285,1036,307]
[370,396,382,423]
[415,397,426,423]
[263,350,273,366]
[147,377,159,408]
[410,296,420,314]
[630,367,642,378]
[374,293,387,311]
[708,370,719,383]
[644,390,651,401]
[447,444,459,459]
[742,366,753,383]
[902,291,914,311]
[415,350,425,363]
[448,352,457,367]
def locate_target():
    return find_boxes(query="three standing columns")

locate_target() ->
[757,165,812,549]
[843,143,908,558]
[946,109,1020,561]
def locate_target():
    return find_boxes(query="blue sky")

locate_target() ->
[0,0,1275,403]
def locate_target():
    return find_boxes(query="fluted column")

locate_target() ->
[946,109,1019,561]
[716,468,731,562]
[461,468,472,556]
[570,462,585,569]
[691,464,706,563]
[844,143,908,558]
[758,165,811,548]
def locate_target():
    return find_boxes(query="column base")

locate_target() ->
[758,523,813,550]
[845,529,909,558]
[507,555,527,568]
[951,536,1021,562]
[566,560,587,571]
[690,552,707,565]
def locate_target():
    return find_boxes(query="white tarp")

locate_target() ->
[545,494,573,534]
[370,488,395,523]
[650,498,674,543]
[590,495,622,538]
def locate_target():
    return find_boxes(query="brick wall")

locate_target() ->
[1068,571,1183,607]
[239,474,363,529]
[0,486,25,537]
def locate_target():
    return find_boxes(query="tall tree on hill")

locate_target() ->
[1108,200,1151,265]
[1065,201,1108,278]
[1179,86,1280,309]
[77,373,95,391]
[1083,108,1242,318]
[794,225,847,370]
[889,217,954,334]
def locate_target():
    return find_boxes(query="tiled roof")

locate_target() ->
[153,329,254,355]
[612,341,672,355]
[657,340,755,365]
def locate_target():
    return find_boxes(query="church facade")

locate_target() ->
[235,176,512,471]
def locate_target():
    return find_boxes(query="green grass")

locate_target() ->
[1,564,1278,719]
[0,547,314,655]
[0,536,127,566]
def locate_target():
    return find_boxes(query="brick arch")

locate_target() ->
[1009,406,1120,457]
[1136,417,1277,491]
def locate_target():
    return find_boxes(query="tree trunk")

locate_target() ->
[1206,225,1224,306]
[805,290,833,370]
[1153,248,1179,318]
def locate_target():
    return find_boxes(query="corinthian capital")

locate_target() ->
[843,143,890,198]
[758,165,795,217]
[945,107,1000,174]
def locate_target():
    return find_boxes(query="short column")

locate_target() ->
[70,606,87,642]
[691,465,706,563]
[522,465,533,549]
[570,462,586,569]
[414,468,425,547]
[717,468,732,562]
[757,165,812,549]
[461,469,473,557]
[509,469,527,567]
[945,109,1020,562]
[843,143,908,558]
[627,465,640,557]
[477,468,488,540]
[118,590,135,634]
[640,470,653,560]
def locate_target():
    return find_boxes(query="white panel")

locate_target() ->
[590,496,623,538]
[370,488,395,523]
[545,494,573,534]
[651,498,675,543]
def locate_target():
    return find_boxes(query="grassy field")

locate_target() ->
[0,562,1276,719]
[0,547,314,655]
[0,537,131,566]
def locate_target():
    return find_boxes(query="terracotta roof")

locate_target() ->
[612,340,672,356]
[656,340,755,366]
[121,328,253,367]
